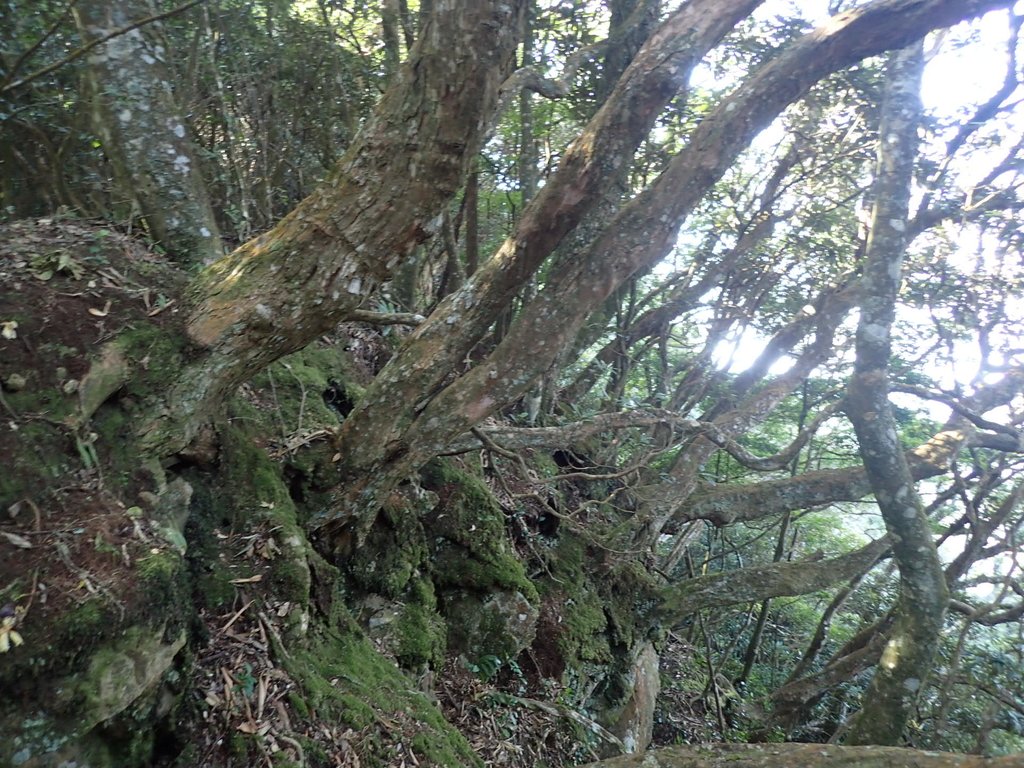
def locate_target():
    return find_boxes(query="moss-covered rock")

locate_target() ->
[445,588,539,660]
[1,551,190,768]
[422,459,537,599]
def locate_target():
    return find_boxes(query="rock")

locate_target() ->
[445,589,539,659]
[150,477,193,553]
[3,372,26,391]
[7,622,187,767]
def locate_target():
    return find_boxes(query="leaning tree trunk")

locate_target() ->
[73,0,222,265]
[842,42,950,746]
[138,0,526,454]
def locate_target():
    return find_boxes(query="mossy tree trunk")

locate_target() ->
[843,42,950,746]
[73,0,223,265]
[140,0,526,452]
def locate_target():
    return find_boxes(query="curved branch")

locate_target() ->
[656,536,891,625]
[347,310,425,326]
[676,424,984,528]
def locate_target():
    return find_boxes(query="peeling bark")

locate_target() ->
[322,0,1011,540]
[140,0,526,452]
[322,0,769,536]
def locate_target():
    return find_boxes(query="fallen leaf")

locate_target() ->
[236,721,260,734]
[1,531,32,549]
[88,299,112,317]
[229,574,263,584]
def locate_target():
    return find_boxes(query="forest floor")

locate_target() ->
[0,215,188,657]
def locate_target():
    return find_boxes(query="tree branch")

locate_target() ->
[656,537,891,625]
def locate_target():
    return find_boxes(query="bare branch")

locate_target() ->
[347,310,425,326]
[657,537,891,624]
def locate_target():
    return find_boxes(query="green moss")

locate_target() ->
[560,590,612,664]
[214,420,313,607]
[0,598,108,691]
[218,418,294,511]
[600,559,658,650]
[182,478,237,611]
[284,625,482,768]
[91,401,152,491]
[6,383,76,422]
[0,420,69,506]
[432,541,535,599]
[249,345,366,432]
[118,322,188,401]
[532,451,561,479]
[136,550,190,634]
[57,597,107,639]
[422,459,538,603]
[3,610,186,767]
[393,581,442,671]
[342,497,427,598]
[394,601,446,670]
[287,691,310,718]
[538,531,658,674]
[284,441,341,514]
[63,624,186,728]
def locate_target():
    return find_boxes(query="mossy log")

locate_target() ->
[583,744,1022,767]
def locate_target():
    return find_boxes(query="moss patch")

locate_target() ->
[394,579,446,670]
[248,345,366,435]
[213,417,313,607]
[285,625,482,768]
[422,459,537,603]
[341,493,428,599]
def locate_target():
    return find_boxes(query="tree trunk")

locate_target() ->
[73,0,222,264]
[139,0,525,454]
[843,43,950,746]
[321,0,1009,543]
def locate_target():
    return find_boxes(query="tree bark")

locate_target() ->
[322,0,1011,542]
[321,0,768,537]
[656,537,891,625]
